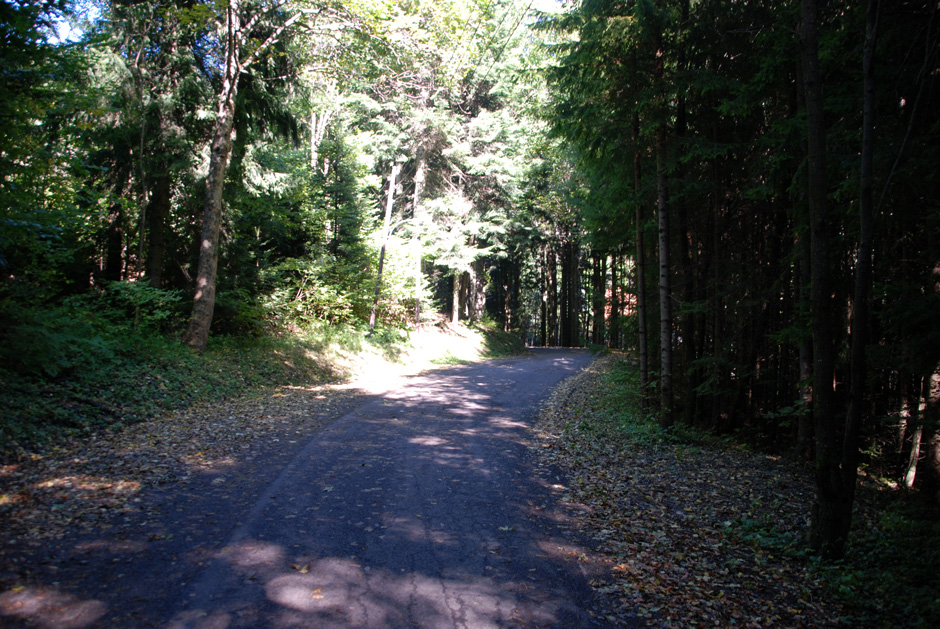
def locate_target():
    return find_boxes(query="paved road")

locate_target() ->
[5,349,621,628]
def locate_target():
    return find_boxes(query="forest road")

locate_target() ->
[4,348,628,628]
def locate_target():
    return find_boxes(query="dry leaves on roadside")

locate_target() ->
[534,354,846,627]
[0,385,362,545]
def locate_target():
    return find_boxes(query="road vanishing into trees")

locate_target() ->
[4,349,634,628]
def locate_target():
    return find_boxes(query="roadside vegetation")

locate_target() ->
[0,291,523,456]
[536,353,940,628]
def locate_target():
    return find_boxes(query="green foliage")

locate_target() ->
[0,300,115,378]
[99,282,187,331]
[562,356,669,444]
[0,301,351,452]
[819,499,940,627]
[474,319,526,358]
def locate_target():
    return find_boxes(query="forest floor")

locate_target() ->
[533,352,937,628]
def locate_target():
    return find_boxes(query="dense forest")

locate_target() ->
[2,0,938,567]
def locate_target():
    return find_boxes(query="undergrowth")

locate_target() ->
[0,294,523,456]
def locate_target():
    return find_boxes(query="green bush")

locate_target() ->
[0,300,115,377]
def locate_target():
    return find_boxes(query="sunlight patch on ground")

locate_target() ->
[0,586,107,629]
[174,544,576,628]
[34,476,140,495]
[335,321,492,395]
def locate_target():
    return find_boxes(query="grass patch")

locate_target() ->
[0,328,348,454]
[474,320,527,358]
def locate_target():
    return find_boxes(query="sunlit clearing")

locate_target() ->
[336,321,492,394]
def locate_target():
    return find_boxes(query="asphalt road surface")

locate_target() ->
[5,348,625,628]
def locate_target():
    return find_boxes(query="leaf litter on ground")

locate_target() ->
[0,384,363,546]
[533,352,846,628]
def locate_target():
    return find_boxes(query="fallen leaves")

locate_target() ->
[534,353,845,627]
[0,384,363,547]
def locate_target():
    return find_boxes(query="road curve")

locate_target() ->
[168,348,610,628]
[3,348,624,628]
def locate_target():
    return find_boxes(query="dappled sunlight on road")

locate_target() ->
[2,349,604,627]
[0,585,107,629]
[166,535,593,629]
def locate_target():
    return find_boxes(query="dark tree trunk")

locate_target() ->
[146,172,170,288]
[651,13,673,428]
[539,247,548,346]
[803,0,847,560]
[591,254,604,345]
[608,252,620,349]
[842,0,879,514]
[797,231,815,460]
[547,246,558,346]
[676,0,696,425]
[656,124,673,428]
[568,240,581,346]
[560,241,571,347]
[634,110,649,407]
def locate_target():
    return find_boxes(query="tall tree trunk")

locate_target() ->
[797,231,814,459]
[146,171,170,288]
[560,241,571,346]
[185,2,242,350]
[369,164,400,336]
[547,246,558,346]
[656,124,673,428]
[676,0,696,425]
[842,0,879,519]
[565,240,581,346]
[803,0,845,559]
[540,247,549,346]
[634,111,649,407]
[651,13,673,427]
[608,252,620,349]
[591,254,604,344]
[184,0,303,348]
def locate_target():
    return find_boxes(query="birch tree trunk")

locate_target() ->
[903,380,924,488]
[368,163,400,336]
[412,144,428,325]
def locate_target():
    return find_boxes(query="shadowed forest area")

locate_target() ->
[1,0,939,624]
